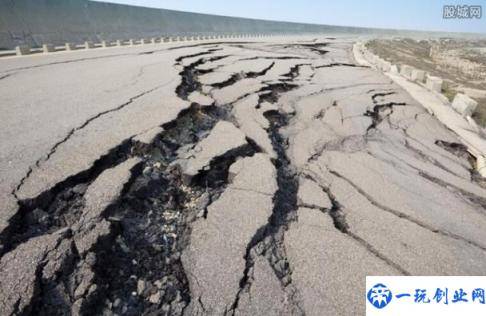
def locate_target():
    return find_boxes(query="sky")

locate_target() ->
[95,0,486,33]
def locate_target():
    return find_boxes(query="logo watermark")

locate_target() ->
[443,5,482,19]
[366,276,486,315]
[367,283,393,309]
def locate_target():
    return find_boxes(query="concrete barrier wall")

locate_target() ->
[0,0,340,49]
[0,0,437,50]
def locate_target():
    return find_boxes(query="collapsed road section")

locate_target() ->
[1,38,486,316]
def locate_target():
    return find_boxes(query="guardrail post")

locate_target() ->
[451,93,478,117]
[65,43,75,51]
[425,75,443,93]
[15,45,31,56]
[411,69,425,82]
[42,44,55,53]
[399,65,413,79]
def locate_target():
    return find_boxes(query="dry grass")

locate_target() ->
[441,81,458,102]
[472,98,486,127]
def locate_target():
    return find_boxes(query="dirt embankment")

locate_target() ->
[367,38,486,126]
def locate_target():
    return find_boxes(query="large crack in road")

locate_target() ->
[230,89,303,315]
[0,48,253,315]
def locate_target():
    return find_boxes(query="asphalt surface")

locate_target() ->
[1,36,486,315]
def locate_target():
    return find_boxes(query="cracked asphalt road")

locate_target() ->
[1,36,486,315]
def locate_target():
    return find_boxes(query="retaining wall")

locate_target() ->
[0,0,389,50]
